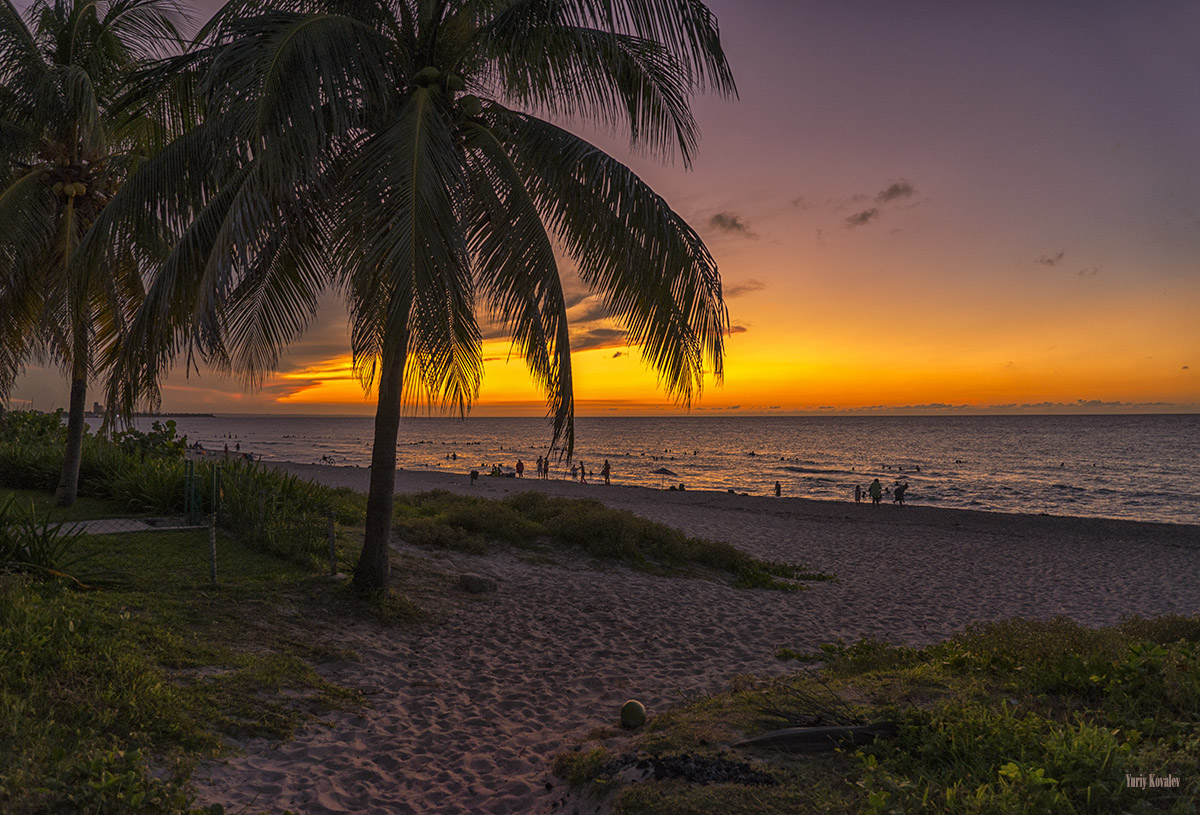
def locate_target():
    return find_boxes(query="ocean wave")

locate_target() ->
[780,465,849,476]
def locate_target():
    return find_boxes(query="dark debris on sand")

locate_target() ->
[599,751,776,786]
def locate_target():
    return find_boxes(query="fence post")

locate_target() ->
[208,515,217,587]
[183,460,192,523]
[327,512,337,576]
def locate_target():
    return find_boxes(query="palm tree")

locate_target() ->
[0,0,185,505]
[102,0,734,590]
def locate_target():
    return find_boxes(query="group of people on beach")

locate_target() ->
[505,456,613,485]
[565,459,612,485]
[855,479,909,507]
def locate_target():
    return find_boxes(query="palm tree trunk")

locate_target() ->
[353,347,406,592]
[54,365,88,507]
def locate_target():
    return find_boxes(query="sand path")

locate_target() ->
[194,465,1200,814]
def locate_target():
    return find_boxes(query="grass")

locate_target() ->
[393,489,832,590]
[0,487,416,815]
[0,486,145,522]
[553,617,1200,814]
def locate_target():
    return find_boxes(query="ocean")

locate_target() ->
[142,414,1200,527]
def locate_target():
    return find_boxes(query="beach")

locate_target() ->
[194,464,1200,814]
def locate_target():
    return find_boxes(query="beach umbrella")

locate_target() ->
[651,467,678,488]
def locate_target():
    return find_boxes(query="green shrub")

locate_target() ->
[0,497,91,583]
[391,490,831,589]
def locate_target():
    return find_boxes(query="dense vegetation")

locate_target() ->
[555,616,1200,814]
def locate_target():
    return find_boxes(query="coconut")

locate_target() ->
[74,182,87,195]
[620,699,647,729]
[413,66,441,86]
[459,95,482,117]
[52,181,64,195]
[447,73,466,92]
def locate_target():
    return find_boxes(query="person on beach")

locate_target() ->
[579,461,587,484]
[854,484,862,503]
[869,478,882,505]
[535,456,543,478]
[894,482,909,507]
[602,460,611,485]
[571,463,578,480]
[774,481,782,497]
[516,459,524,478]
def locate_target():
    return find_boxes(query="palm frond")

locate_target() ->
[482,11,700,163]
[462,119,575,455]
[503,109,727,405]
[557,0,736,96]
[335,87,481,412]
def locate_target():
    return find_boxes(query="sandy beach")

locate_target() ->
[194,464,1200,814]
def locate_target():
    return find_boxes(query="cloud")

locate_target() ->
[1037,251,1066,267]
[1077,266,1101,277]
[1184,365,1191,370]
[708,211,758,239]
[569,299,611,323]
[845,208,880,228]
[571,327,626,352]
[559,270,593,309]
[724,278,766,298]
[728,324,749,335]
[612,351,624,359]
[876,179,917,203]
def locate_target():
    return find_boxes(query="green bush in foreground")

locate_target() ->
[394,490,832,589]
[558,616,1200,814]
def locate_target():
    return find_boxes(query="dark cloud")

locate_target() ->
[1037,252,1066,267]
[708,211,758,239]
[876,179,916,203]
[569,299,611,323]
[571,327,626,352]
[845,208,880,228]
[612,351,624,359]
[1077,266,1101,277]
[559,270,593,309]
[728,324,749,335]
[1184,365,1191,370]
[724,279,766,298]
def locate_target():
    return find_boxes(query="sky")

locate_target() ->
[9,0,1200,416]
